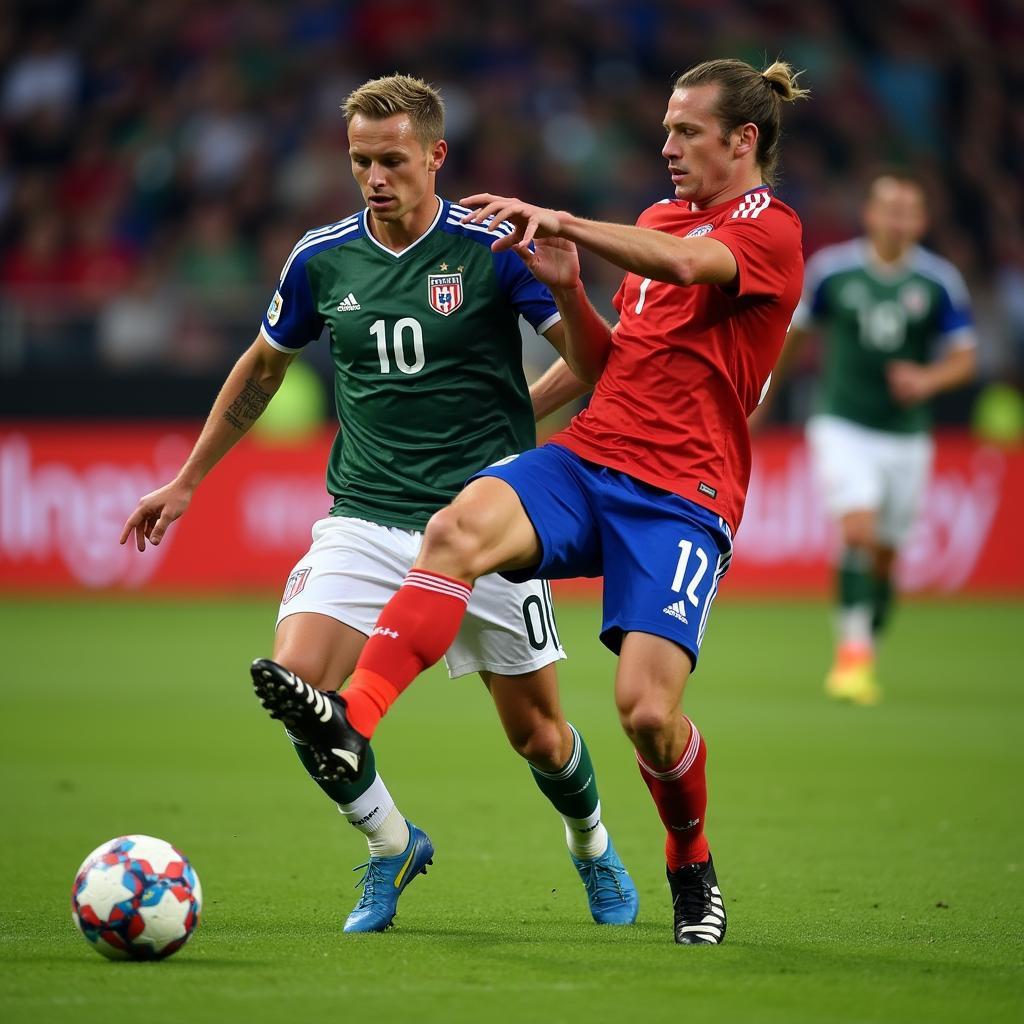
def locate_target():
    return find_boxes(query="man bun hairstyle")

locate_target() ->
[674,58,809,186]
[343,74,445,147]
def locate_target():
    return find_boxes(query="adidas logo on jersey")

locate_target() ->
[336,292,361,311]
[663,601,689,624]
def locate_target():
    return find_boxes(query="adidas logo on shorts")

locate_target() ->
[663,601,689,624]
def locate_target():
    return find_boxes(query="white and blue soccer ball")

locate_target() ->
[71,835,202,960]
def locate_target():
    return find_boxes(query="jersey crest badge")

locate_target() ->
[428,273,463,316]
[282,566,311,604]
[267,290,283,326]
[900,283,928,317]
[686,223,714,238]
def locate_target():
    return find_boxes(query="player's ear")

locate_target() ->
[733,122,757,159]
[429,138,447,173]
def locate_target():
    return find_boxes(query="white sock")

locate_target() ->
[837,605,873,650]
[336,773,409,857]
[562,801,609,860]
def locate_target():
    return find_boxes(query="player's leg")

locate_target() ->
[490,669,636,925]
[598,479,732,944]
[339,446,599,772]
[870,430,934,646]
[807,416,884,704]
[615,633,724,944]
[250,518,433,931]
[461,575,636,924]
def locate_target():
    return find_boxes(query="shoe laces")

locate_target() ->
[671,866,711,921]
[351,859,383,907]
[578,856,628,904]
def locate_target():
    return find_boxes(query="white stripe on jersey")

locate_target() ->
[282,213,360,263]
[280,218,361,281]
[910,247,972,310]
[447,204,515,236]
[730,190,771,220]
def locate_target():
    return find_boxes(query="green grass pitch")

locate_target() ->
[1,596,1022,1023]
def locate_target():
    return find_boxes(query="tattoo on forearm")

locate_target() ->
[224,378,272,430]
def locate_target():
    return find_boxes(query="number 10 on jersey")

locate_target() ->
[371,318,426,375]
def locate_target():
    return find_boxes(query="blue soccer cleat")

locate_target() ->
[571,838,639,925]
[343,822,434,933]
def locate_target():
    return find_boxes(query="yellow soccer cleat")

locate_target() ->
[824,646,882,706]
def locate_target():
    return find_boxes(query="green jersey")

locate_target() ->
[260,200,560,529]
[792,239,974,433]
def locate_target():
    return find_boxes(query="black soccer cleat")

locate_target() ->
[250,658,368,783]
[667,854,727,945]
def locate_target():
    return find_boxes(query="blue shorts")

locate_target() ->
[472,444,733,666]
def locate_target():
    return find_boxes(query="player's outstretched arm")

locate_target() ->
[460,192,737,287]
[530,356,592,422]
[748,324,815,431]
[886,344,976,407]
[119,337,294,551]
[532,258,612,384]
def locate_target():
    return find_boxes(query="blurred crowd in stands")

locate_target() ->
[1,0,1022,420]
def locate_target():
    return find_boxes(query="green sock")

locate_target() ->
[529,724,608,858]
[838,546,874,607]
[290,734,377,804]
[870,574,895,637]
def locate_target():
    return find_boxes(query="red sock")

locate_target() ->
[636,717,710,870]
[343,570,471,738]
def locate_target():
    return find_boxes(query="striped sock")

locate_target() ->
[529,724,608,859]
[343,569,472,737]
[636,717,709,870]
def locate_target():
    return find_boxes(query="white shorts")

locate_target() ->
[806,414,934,547]
[276,516,566,679]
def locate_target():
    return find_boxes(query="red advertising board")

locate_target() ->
[1,424,1022,596]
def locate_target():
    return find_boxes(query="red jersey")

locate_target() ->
[552,187,803,531]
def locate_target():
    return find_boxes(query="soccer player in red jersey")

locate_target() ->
[303,58,809,944]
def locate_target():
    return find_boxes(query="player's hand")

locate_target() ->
[513,235,581,290]
[119,480,194,552]
[886,360,933,406]
[459,193,563,253]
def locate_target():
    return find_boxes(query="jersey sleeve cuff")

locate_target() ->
[939,326,977,351]
[259,323,304,353]
[536,311,562,336]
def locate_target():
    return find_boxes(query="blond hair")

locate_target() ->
[343,74,445,146]
[674,58,810,186]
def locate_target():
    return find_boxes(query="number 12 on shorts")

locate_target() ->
[671,539,708,606]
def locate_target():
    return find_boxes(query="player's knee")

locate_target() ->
[422,504,490,577]
[269,650,327,691]
[841,515,875,551]
[509,719,564,773]
[617,698,675,746]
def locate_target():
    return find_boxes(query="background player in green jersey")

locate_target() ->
[777,172,977,704]
[120,74,637,932]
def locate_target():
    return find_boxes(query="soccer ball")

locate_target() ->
[71,835,203,960]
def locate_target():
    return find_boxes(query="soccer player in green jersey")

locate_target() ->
[120,74,637,932]
[780,172,977,704]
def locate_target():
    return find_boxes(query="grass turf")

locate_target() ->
[0,596,1021,1023]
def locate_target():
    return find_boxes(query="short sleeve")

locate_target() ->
[933,266,975,347]
[710,201,802,300]
[789,247,832,329]
[260,248,325,352]
[492,249,561,335]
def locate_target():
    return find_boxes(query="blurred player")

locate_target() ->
[294,58,809,944]
[784,173,977,705]
[120,74,637,933]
